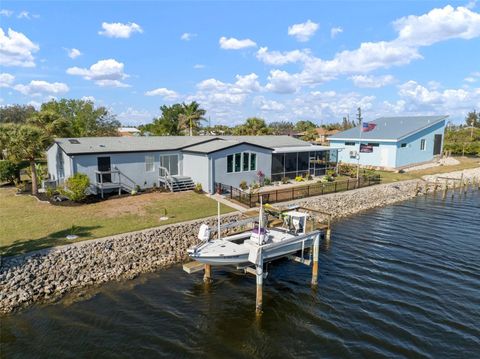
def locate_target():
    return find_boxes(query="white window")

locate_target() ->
[145,155,155,172]
[160,154,179,175]
[226,152,257,173]
[420,139,426,151]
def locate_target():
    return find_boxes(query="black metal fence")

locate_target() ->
[216,175,381,208]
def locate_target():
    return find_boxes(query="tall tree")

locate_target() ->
[147,104,184,135]
[234,117,270,135]
[41,99,120,137]
[0,124,49,194]
[178,101,206,136]
[28,110,71,138]
[0,105,37,124]
[268,121,295,135]
[294,120,317,132]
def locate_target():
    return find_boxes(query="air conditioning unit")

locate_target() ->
[42,179,57,189]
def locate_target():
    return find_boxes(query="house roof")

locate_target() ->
[53,135,311,155]
[315,128,340,136]
[329,115,448,142]
[182,139,272,154]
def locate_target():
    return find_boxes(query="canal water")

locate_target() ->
[1,191,479,358]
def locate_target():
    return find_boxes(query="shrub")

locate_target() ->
[60,173,90,202]
[264,177,271,186]
[281,177,290,184]
[0,160,19,184]
[250,181,260,190]
[295,176,304,182]
[45,187,57,198]
[326,169,336,177]
[194,183,203,193]
[239,180,248,190]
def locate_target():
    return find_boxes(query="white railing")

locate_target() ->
[158,166,173,192]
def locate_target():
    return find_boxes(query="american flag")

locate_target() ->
[362,121,376,132]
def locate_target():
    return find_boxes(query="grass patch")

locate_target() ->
[376,157,480,183]
[0,190,235,256]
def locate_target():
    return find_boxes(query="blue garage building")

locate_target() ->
[329,115,448,169]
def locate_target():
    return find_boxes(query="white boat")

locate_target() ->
[187,204,321,267]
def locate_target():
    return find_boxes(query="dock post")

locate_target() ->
[442,180,448,200]
[203,264,212,283]
[451,181,456,198]
[255,265,263,315]
[434,178,438,194]
[311,233,320,286]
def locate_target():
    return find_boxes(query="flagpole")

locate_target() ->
[357,119,363,183]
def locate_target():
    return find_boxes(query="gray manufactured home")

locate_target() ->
[47,136,339,195]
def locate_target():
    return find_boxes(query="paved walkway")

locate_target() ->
[209,193,250,212]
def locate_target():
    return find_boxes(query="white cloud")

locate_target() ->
[0,28,39,67]
[257,5,480,93]
[66,48,82,59]
[265,70,301,94]
[181,32,197,41]
[464,71,480,83]
[219,36,257,50]
[17,11,39,19]
[350,74,396,88]
[256,47,311,66]
[0,73,15,87]
[66,59,130,87]
[14,80,69,96]
[396,80,480,115]
[330,26,343,38]
[98,22,143,38]
[81,96,96,102]
[288,20,319,42]
[253,96,285,112]
[394,5,480,47]
[193,64,205,69]
[144,87,179,100]
[0,9,13,17]
[234,73,261,93]
[117,107,153,125]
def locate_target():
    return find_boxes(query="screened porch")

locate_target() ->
[271,148,339,181]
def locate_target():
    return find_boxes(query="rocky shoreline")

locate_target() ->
[1,167,479,315]
[0,214,242,315]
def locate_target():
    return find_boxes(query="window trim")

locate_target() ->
[226,151,257,174]
[420,139,426,151]
[250,153,257,171]
[145,155,155,172]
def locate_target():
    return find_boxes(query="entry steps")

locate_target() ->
[169,176,195,192]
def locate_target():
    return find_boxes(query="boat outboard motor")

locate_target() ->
[198,224,211,242]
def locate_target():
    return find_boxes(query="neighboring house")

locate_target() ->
[314,128,340,143]
[329,115,448,169]
[46,136,340,195]
[118,127,141,137]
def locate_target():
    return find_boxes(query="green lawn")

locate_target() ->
[376,157,480,183]
[0,189,235,256]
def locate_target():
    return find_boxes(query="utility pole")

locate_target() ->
[356,107,363,181]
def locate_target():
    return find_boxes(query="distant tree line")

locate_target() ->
[444,110,480,156]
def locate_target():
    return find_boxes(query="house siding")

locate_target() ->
[330,140,397,168]
[47,143,72,184]
[73,150,183,191]
[183,153,210,192]
[209,144,272,193]
[395,120,446,167]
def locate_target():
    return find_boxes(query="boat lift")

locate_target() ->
[182,201,332,315]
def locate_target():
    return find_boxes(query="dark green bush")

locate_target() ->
[0,160,19,184]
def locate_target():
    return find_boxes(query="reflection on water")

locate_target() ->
[2,191,480,358]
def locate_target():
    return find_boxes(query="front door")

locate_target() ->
[433,134,442,155]
[97,156,111,182]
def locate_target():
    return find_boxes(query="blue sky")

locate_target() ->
[1,1,479,126]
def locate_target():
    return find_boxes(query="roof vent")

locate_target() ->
[68,139,80,144]
[99,144,106,148]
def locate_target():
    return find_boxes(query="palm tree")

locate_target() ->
[1,124,49,194]
[178,101,206,136]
